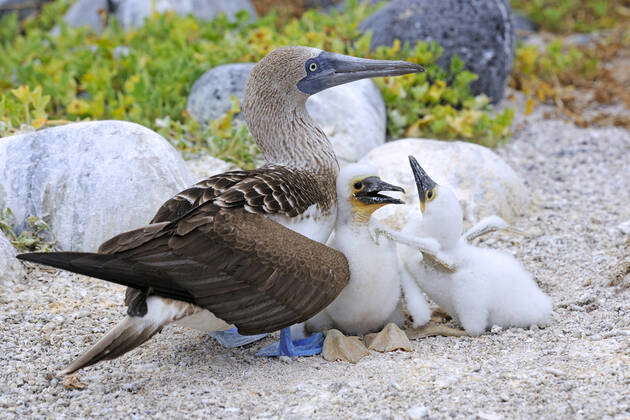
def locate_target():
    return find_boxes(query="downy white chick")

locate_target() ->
[376,156,552,336]
[306,163,412,361]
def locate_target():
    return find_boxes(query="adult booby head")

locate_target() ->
[409,155,462,249]
[244,46,424,168]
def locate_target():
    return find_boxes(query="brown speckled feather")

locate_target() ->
[119,166,336,311]
[31,193,347,334]
[150,166,331,223]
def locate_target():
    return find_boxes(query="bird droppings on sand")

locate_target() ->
[1,116,628,418]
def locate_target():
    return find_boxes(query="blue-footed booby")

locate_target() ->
[17,46,424,372]
[376,156,552,336]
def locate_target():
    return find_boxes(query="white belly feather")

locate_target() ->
[322,228,400,335]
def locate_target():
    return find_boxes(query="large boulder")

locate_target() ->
[0,232,25,285]
[187,64,386,163]
[187,63,255,124]
[307,79,386,164]
[60,0,110,32]
[185,155,240,182]
[359,0,515,103]
[360,138,530,227]
[115,0,257,29]
[0,121,194,252]
[304,0,343,10]
[0,0,50,21]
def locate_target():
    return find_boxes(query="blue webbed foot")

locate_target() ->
[209,328,268,348]
[256,327,324,357]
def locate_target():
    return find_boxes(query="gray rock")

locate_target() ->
[61,0,111,33]
[0,0,49,21]
[359,0,515,103]
[306,79,385,163]
[0,231,25,285]
[512,11,538,34]
[187,64,386,163]
[0,121,194,252]
[187,63,255,124]
[407,405,429,419]
[304,0,343,10]
[617,220,630,236]
[115,0,257,29]
[185,155,240,183]
[360,138,531,227]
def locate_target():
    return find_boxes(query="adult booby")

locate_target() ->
[304,163,412,362]
[17,47,424,372]
[384,156,552,335]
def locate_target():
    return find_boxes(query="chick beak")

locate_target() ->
[354,176,405,205]
[408,155,437,213]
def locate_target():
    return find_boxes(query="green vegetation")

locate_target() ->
[510,28,629,127]
[510,0,628,33]
[0,0,513,168]
[509,0,629,127]
[0,208,56,252]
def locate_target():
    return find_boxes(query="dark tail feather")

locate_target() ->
[61,296,195,374]
[61,316,162,375]
[16,252,191,301]
[17,252,144,287]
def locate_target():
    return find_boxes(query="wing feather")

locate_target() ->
[19,204,348,335]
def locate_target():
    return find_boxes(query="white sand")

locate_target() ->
[1,112,629,419]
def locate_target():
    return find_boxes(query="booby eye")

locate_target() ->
[353,182,363,190]
[308,62,318,72]
[425,189,436,201]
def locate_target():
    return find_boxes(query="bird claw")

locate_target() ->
[209,328,268,348]
[256,328,324,357]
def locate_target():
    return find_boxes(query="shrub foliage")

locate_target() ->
[0,1,516,167]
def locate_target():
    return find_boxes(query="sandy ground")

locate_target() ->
[1,110,629,419]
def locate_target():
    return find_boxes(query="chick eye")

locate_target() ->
[426,189,436,201]
[308,62,318,72]
[353,182,363,190]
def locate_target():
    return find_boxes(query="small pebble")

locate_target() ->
[406,406,428,419]
[616,220,630,235]
[544,368,566,377]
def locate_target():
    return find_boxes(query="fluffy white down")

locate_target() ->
[306,163,402,335]
[321,225,401,335]
[401,241,552,335]
[399,185,552,335]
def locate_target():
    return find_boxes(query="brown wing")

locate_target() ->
[20,204,349,335]
[149,166,332,224]
[120,166,334,311]
[168,207,348,333]
[150,170,251,224]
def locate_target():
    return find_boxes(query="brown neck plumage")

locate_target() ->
[242,68,339,180]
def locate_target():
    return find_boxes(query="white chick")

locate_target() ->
[376,156,552,336]
[306,163,412,361]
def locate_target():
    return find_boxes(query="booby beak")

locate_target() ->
[409,155,437,213]
[354,176,405,205]
[298,51,425,94]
